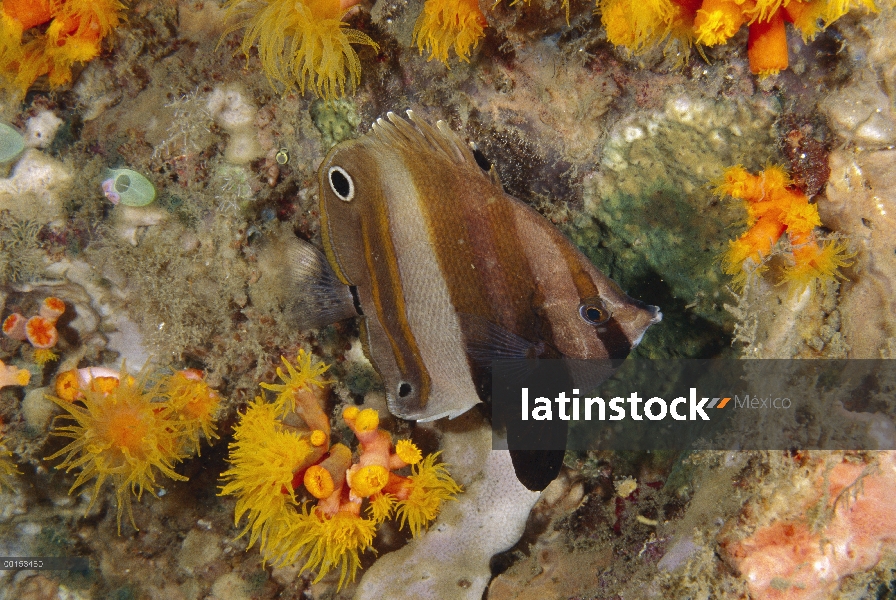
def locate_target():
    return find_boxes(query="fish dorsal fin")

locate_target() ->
[488,165,502,188]
[368,110,482,172]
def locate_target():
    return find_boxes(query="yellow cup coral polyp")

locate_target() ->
[716,164,853,290]
[220,353,462,589]
[47,365,189,532]
[160,368,223,455]
[47,364,223,532]
[221,0,379,101]
[413,0,488,65]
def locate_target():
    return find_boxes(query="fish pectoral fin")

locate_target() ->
[282,234,358,331]
[563,357,627,394]
[457,313,541,368]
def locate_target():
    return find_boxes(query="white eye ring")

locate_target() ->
[328,166,354,202]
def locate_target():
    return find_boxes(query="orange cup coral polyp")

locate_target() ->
[47,365,222,532]
[47,365,189,532]
[716,164,853,290]
[25,316,57,349]
[25,315,60,365]
[599,0,877,76]
[39,296,66,322]
[2,313,27,340]
[0,0,126,96]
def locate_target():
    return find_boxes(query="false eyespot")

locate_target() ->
[328,166,354,202]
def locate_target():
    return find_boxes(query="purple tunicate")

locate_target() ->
[102,178,120,205]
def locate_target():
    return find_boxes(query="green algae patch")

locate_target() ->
[311,98,362,148]
[583,182,731,327]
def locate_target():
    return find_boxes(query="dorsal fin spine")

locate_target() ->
[365,110,482,171]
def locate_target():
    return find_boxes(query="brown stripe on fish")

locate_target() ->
[592,318,632,359]
[557,234,600,301]
[405,153,543,342]
[552,236,632,358]
[358,189,433,407]
[484,196,549,340]
[513,205,610,358]
[372,147,481,418]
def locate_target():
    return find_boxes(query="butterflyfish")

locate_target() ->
[283,111,661,488]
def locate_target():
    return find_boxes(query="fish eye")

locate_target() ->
[579,299,611,325]
[328,166,354,201]
[398,382,413,398]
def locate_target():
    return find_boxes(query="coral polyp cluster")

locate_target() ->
[219,394,326,551]
[342,406,462,537]
[0,0,126,96]
[219,352,461,588]
[221,0,379,101]
[160,368,224,455]
[46,365,223,532]
[599,0,877,75]
[219,0,878,91]
[716,164,853,290]
[3,296,67,366]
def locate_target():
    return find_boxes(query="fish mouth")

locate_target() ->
[627,296,663,324]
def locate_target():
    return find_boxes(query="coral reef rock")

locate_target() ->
[821,148,896,358]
